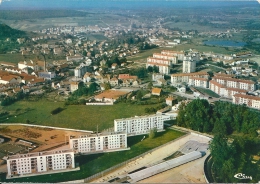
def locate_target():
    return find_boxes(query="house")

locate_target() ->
[0,75,21,84]
[152,88,162,96]
[111,63,118,70]
[152,73,164,81]
[109,77,119,86]
[157,78,167,86]
[70,82,79,92]
[166,97,176,106]
[94,89,130,103]
[118,74,138,82]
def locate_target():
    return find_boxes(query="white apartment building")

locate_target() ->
[69,133,127,154]
[161,50,185,61]
[6,150,75,178]
[209,80,226,96]
[210,80,248,98]
[171,72,209,86]
[147,57,172,66]
[225,88,247,99]
[212,76,255,91]
[188,77,209,88]
[183,59,196,73]
[146,61,169,74]
[233,94,260,110]
[114,114,170,135]
[74,63,90,78]
[153,53,178,64]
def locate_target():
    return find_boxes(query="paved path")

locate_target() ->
[91,132,211,183]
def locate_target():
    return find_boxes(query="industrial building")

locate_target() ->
[114,114,170,135]
[6,149,75,178]
[69,133,128,154]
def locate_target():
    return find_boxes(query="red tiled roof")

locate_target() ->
[212,76,255,84]
[233,94,260,101]
[171,72,208,77]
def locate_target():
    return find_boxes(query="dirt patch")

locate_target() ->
[0,125,91,152]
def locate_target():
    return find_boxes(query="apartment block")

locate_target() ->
[114,114,170,135]
[183,59,196,73]
[188,77,209,88]
[233,94,260,110]
[171,72,209,86]
[161,50,185,61]
[69,133,127,154]
[152,53,178,64]
[210,80,248,98]
[146,61,170,74]
[209,80,226,96]
[7,150,75,178]
[212,76,255,91]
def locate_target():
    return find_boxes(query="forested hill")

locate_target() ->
[0,23,26,40]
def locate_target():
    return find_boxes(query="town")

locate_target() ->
[0,1,259,183]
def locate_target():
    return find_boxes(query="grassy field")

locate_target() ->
[127,43,237,63]
[0,100,159,131]
[0,53,27,64]
[0,129,185,183]
[194,87,220,98]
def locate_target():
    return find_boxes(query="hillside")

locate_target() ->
[0,23,26,40]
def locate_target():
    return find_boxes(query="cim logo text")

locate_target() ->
[234,173,252,180]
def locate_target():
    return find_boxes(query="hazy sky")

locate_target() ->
[0,0,258,10]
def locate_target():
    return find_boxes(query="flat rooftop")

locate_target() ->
[8,149,74,160]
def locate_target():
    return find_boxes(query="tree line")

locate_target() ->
[177,99,260,182]
[177,99,259,137]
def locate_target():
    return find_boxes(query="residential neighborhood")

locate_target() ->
[0,1,259,183]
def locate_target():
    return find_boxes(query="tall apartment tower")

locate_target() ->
[183,57,196,73]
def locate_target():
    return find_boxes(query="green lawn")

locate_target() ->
[0,129,185,183]
[1,100,159,131]
[194,87,220,98]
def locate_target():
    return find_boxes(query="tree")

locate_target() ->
[149,128,157,139]
[147,82,153,89]
[88,83,98,95]
[136,90,143,100]
[147,66,153,73]
[104,82,111,90]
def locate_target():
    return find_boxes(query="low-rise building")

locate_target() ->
[6,150,75,178]
[151,88,162,96]
[165,97,176,106]
[70,82,79,92]
[69,133,128,154]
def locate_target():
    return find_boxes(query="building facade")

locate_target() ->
[69,133,127,154]
[114,114,170,135]
[7,150,75,178]
[188,77,209,88]
[233,94,260,110]
[171,72,209,86]
[212,76,255,91]
[183,59,196,73]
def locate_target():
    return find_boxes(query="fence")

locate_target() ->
[0,123,93,133]
[85,102,113,105]
[84,132,190,183]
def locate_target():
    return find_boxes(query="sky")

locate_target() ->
[0,0,258,10]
